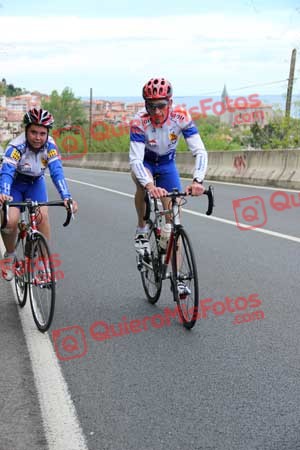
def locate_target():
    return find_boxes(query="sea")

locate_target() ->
[81,94,300,117]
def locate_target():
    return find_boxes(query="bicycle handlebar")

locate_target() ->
[143,185,215,221]
[0,199,74,230]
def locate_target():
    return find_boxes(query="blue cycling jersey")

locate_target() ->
[0,132,71,200]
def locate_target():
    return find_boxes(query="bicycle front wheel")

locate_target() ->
[28,233,55,332]
[141,223,162,304]
[14,236,28,307]
[171,227,199,329]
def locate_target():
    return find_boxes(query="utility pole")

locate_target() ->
[285,48,297,119]
[89,88,92,152]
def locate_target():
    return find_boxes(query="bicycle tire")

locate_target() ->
[171,227,199,329]
[28,233,55,332]
[141,222,163,304]
[14,236,28,307]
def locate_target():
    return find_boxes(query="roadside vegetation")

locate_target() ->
[1,83,300,152]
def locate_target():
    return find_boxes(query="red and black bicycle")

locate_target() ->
[1,199,73,332]
[137,184,214,329]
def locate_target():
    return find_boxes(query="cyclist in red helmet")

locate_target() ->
[0,108,78,281]
[130,77,208,257]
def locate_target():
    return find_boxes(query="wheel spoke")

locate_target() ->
[29,234,55,332]
[140,224,162,304]
[14,237,28,307]
[172,229,199,329]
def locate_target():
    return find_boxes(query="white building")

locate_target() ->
[219,85,273,128]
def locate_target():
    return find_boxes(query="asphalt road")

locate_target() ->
[1,167,300,450]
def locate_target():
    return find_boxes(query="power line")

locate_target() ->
[188,79,291,98]
[230,79,291,91]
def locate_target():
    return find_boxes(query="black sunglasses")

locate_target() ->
[146,101,169,112]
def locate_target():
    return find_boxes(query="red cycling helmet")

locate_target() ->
[142,78,173,100]
[23,108,55,128]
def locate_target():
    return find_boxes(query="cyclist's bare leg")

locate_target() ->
[1,206,20,253]
[131,170,153,228]
[131,170,180,227]
[160,197,172,224]
[37,206,50,241]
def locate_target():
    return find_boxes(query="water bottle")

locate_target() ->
[160,223,172,250]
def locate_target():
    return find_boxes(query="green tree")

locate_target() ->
[0,79,26,96]
[41,87,87,129]
[5,84,24,96]
[249,114,300,149]
[0,78,5,95]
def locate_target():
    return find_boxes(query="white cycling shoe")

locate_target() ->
[1,252,15,281]
[134,232,151,257]
[177,281,192,300]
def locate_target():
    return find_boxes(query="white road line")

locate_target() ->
[65,168,300,192]
[181,209,300,243]
[203,179,300,192]
[65,176,300,244]
[0,241,88,450]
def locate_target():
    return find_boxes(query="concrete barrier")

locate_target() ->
[62,153,129,171]
[61,150,300,190]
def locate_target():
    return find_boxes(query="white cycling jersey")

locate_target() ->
[129,105,208,187]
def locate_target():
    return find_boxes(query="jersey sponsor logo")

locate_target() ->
[21,162,32,172]
[3,182,10,195]
[10,149,21,161]
[41,157,48,168]
[48,149,58,158]
[141,117,151,127]
[169,132,177,143]
[148,139,157,147]
[171,112,186,122]
[58,179,68,194]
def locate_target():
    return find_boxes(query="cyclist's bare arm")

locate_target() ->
[145,182,168,199]
[0,194,13,206]
[185,181,205,197]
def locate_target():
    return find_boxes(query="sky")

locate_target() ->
[0,0,300,99]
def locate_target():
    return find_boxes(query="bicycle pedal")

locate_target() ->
[143,253,151,264]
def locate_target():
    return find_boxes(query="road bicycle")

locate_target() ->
[1,199,73,332]
[136,185,214,329]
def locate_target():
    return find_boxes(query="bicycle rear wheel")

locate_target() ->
[14,236,28,307]
[28,233,55,332]
[140,223,162,304]
[171,227,199,329]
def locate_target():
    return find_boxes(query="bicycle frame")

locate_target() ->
[18,205,39,247]
[137,185,214,328]
[138,184,214,270]
[148,193,182,280]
